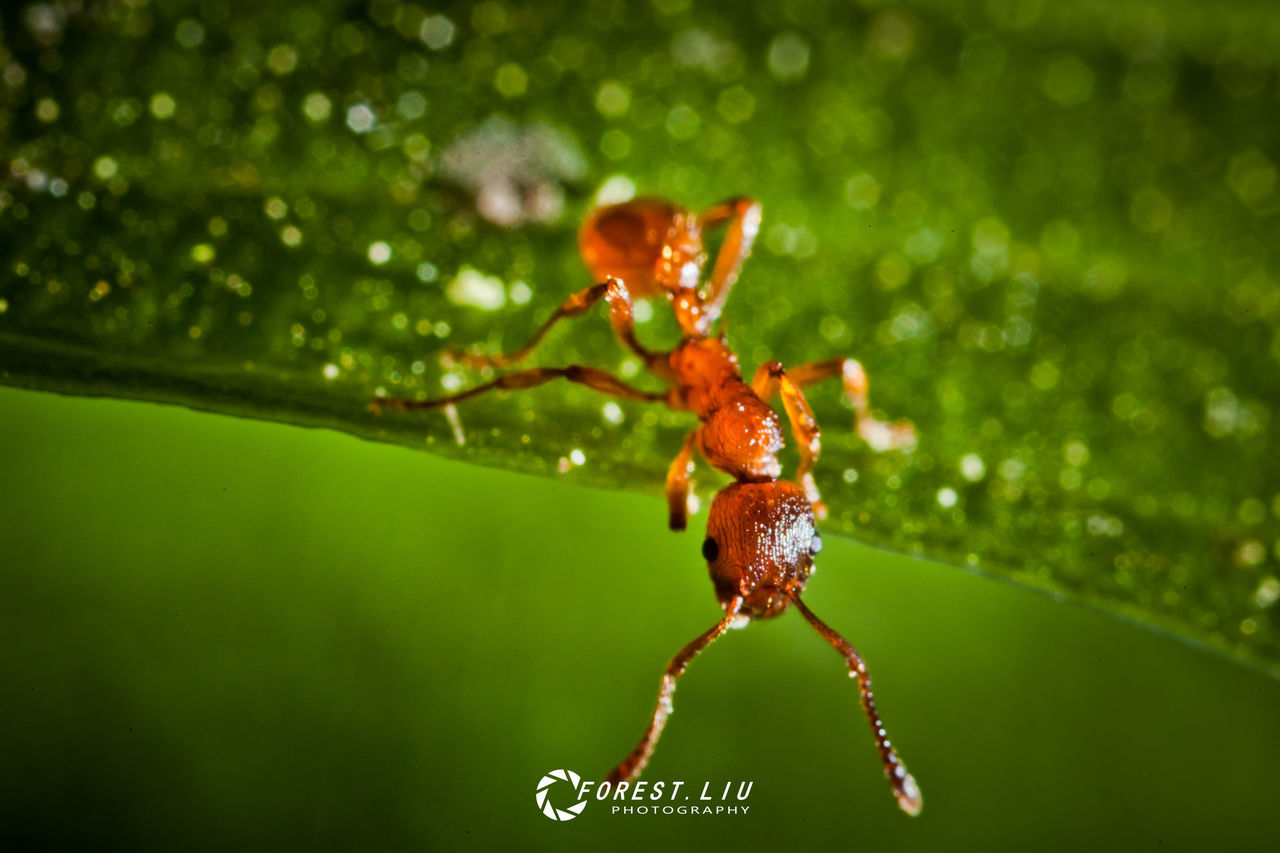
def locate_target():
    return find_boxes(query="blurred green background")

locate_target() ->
[3,384,1278,851]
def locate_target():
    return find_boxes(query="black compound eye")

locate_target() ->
[701,537,719,562]
[809,534,823,555]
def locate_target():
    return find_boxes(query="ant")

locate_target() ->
[374,196,922,815]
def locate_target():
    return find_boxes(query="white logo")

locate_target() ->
[535,769,590,821]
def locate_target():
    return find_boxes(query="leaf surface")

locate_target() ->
[2,1,1278,673]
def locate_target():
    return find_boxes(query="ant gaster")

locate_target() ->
[374,196,922,815]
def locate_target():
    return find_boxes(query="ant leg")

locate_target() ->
[449,277,668,376]
[665,429,701,531]
[788,358,917,452]
[606,596,744,786]
[790,592,922,817]
[371,364,670,414]
[752,361,827,520]
[697,197,763,326]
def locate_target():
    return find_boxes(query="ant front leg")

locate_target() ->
[372,364,672,416]
[665,429,701,531]
[789,592,922,816]
[448,277,669,378]
[752,361,827,520]
[787,359,917,452]
[698,197,762,326]
[607,596,744,786]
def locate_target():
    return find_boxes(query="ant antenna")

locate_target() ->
[789,592,923,816]
[607,596,744,786]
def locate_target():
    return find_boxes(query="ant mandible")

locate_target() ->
[374,196,922,815]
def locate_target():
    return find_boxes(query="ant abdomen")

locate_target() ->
[579,199,704,298]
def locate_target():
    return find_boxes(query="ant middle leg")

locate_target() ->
[752,361,827,519]
[372,364,672,414]
[665,429,701,532]
[698,197,763,325]
[448,276,668,377]
[787,358,917,452]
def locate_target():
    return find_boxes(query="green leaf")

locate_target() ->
[2,1,1278,675]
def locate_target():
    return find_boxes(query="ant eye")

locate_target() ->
[809,534,823,555]
[701,537,719,562]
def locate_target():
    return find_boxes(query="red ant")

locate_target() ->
[374,196,922,815]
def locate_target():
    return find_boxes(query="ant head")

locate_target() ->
[702,480,821,619]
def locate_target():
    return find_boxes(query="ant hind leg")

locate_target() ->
[372,364,671,416]
[698,197,762,326]
[448,277,668,377]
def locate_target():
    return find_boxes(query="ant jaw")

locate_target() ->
[734,585,803,620]
[713,573,807,621]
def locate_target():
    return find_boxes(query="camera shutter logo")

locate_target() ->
[534,769,589,821]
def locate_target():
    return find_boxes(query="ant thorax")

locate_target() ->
[702,481,819,620]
